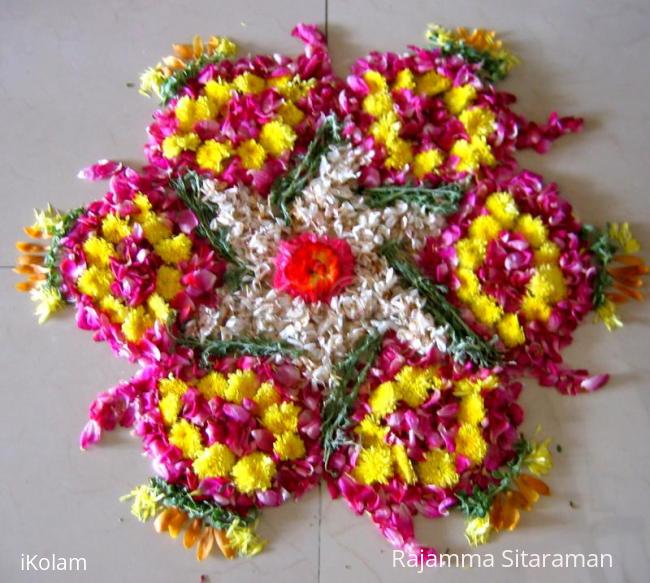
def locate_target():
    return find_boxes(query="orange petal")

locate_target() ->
[614,254,645,267]
[16,241,46,253]
[214,528,236,560]
[608,266,649,278]
[15,281,36,292]
[13,264,45,276]
[518,474,551,496]
[606,292,629,304]
[490,494,506,531]
[500,493,521,531]
[183,519,202,549]
[172,43,193,60]
[192,34,204,58]
[28,272,47,282]
[23,225,45,238]
[154,508,177,533]
[162,56,186,70]
[196,527,214,561]
[168,511,188,539]
[613,283,645,301]
[17,254,44,266]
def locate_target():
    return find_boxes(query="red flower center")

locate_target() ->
[273,233,355,303]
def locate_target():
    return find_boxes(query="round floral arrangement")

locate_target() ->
[15,23,647,562]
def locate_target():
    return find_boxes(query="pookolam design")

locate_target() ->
[15,23,648,561]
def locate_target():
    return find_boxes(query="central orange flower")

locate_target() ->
[273,233,355,303]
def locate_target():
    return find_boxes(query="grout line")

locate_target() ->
[0,265,14,269]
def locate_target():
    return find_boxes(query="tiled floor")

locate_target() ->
[1,1,649,581]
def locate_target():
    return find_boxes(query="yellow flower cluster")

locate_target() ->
[158,370,307,493]
[453,191,568,348]
[361,69,495,176]
[74,195,193,343]
[161,73,313,170]
[352,368,491,486]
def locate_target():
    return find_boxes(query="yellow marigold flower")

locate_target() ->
[158,374,189,397]
[444,84,477,115]
[197,371,228,400]
[156,265,183,300]
[120,485,160,522]
[534,241,561,264]
[133,193,152,217]
[469,214,502,242]
[236,139,267,170]
[528,264,566,303]
[232,452,276,493]
[82,236,115,267]
[455,238,485,270]
[142,214,173,245]
[99,294,128,324]
[455,423,487,465]
[393,69,416,91]
[369,112,400,144]
[608,222,640,253]
[415,70,451,96]
[267,75,314,101]
[451,136,495,172]
[459,107,496,138]
[596,299,623,331]
[485,191,519,228]
[161,132,201,159]
[352,444,394,485]
[525,438,553,477]
[471,293,504,327]
[385,137,413,170]
[147,293,171,323]
[77,266,113,299]
[154,234,192,264]
[232,72,266,94]
[226,520,266,557]
[413,148,444,178]
[139,67,166,99]
[159,392,182,426]
[392,443,417,485]
[516,214,548,248]
[520,294,552,322]
[252,382,281,410]
[278,101,305,127]
[453,377,484,397]
[459,393,486,425]
[496,313,526,347]
[363,70,388,93]
[456,268,481,300]
[204,78,232,110]
[416,448,459,487]
[261,401,301,435]
[196,139,233,172]
[273,432,306,461]
[215,37,237,58]
[175,96,213,132]
[225,369,260,403]
[362,91,394,118]
[259,120,296,157]
[395,366,431,408]
[121,306,154,343]
[465,515,492,547]
[169,419,203,459]
[193,443,236,478]
[30,285,64,324]
[101,212,131,243]
[354,416,389,447]
[368,381,400,417]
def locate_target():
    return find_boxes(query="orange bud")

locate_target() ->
[167,510,188,539]
[172,43,193,60]
[196,527,214,561]
[518,474,550,496]
[214,528,236,560]
[13,264,45,275]
[154,508,177,533]
[23,225,45,238]
[606,292,630,304]
[613,254,645,267]
[613,283,644,301]
[183,518,202,549]
[16,241,46,253]
[192,34,203,58]
[17,254,44,266]
[15,281,36,292]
